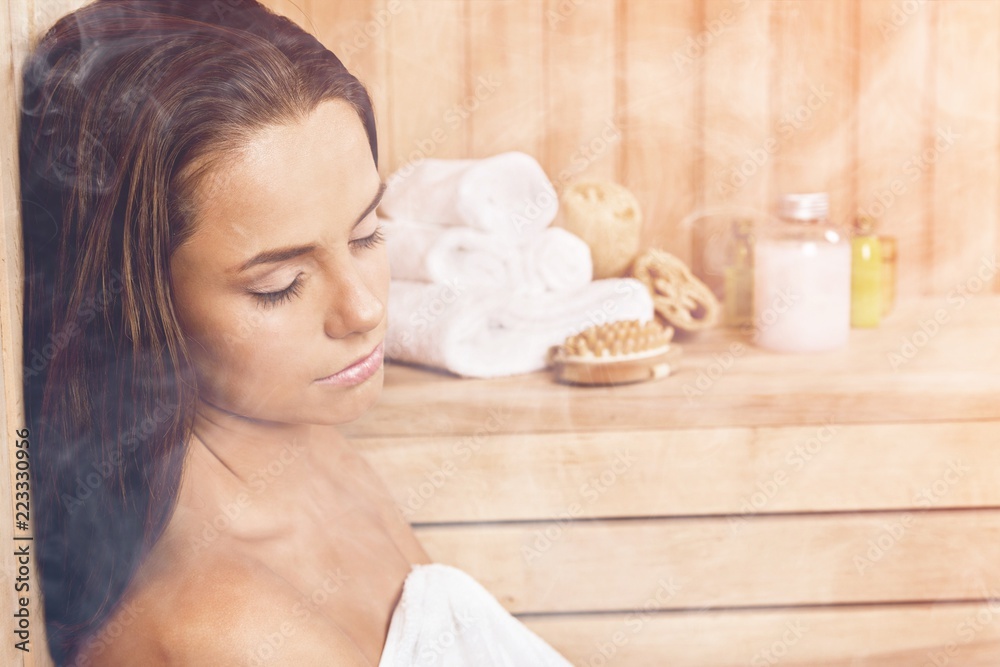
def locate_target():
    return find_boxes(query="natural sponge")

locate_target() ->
[556,181,643,279]
[627,248,721,332]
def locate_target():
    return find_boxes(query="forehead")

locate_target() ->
[180,99,378,254]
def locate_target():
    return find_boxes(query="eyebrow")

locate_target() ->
[235,180,387,273]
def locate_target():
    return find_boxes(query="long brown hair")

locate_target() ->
[19,1,378,663]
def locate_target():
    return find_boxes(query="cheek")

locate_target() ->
[174,284,298,390]
[202,306,295,373]
[364,247,392,299]
[186,304,311,415]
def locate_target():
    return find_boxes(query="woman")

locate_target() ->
[20,1,573,665]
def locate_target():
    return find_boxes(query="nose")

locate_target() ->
[321,257,386,339]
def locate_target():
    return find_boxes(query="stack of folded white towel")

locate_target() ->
[379,151,655,378]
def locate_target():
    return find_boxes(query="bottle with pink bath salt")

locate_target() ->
[752,193,851,352]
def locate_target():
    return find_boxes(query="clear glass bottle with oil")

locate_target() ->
[724,218,754,327]
[851,216,882,328]
[879,235,897,317]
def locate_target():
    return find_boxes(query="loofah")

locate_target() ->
[556,181,643,280]
[547,319,679,386]
[627,248,721,332]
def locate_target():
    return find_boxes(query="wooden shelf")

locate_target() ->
[345,297,1000,440]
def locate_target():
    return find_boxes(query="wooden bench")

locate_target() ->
[343,295,1000,666]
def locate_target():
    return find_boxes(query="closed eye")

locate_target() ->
[350,225,385,251]
[249,227,383,307]
[251,275,304,308]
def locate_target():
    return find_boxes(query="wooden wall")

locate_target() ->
[268,0,1000,300]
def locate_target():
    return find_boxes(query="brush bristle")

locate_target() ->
[561,319,673,360]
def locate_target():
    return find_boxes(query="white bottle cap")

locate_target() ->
[776,193,829,222]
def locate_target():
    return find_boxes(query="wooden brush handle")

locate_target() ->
[551,347,681,386]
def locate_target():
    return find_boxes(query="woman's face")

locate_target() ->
[170,99,388,425]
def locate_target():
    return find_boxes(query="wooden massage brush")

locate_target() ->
[547,319,680,386]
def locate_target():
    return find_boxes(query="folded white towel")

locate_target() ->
[385,278,655,378]
[379,151,558,239]
[382,216,522,289]
[517,226,593,293]
[382,217,592,293]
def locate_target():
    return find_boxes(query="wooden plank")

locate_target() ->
[467,0,545,160]
[351,356,1000,435]
[856,0,934,300]
[931,0,1000,294]
[621,0,700,264]
[358,421,1000,522]
[29,0,87,47]
[524,603,1000,666]
[261,0,313,29]
[1,0,26,660]
[384,0,467,174]
[769,0,857,227]
[343,296,1000,437]
[306,0,393,179]
[414,509,1000,612]
[701,0,772,214]
[543,0,618,187]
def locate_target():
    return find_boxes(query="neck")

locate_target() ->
[174,398,357,542]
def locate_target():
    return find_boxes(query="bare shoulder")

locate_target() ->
[84,554,373,667]
[349,450,432,564]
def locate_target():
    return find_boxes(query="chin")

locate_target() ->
[308,373,384,424]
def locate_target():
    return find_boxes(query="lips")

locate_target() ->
[342,343,380,373]
[315,341,384,386]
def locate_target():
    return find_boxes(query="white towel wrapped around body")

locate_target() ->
[379,151,558,239]
[384,277,655,378]
[383,216,593,293]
